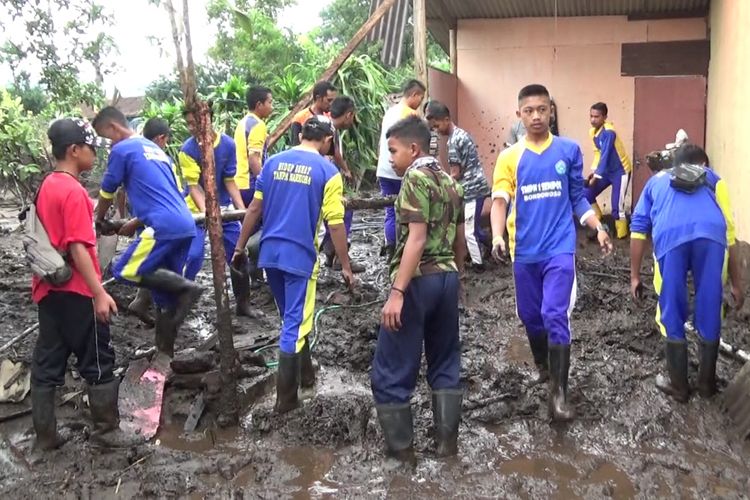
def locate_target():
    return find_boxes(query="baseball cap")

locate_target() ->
[47,118,110,150]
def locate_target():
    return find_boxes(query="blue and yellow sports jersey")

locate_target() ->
[100,136,195,240]
[492,134,593,263]
[590,122,632,177]
[234,113,268,190]
[631,168,736,259]
[178,133,237,214]
[254,146,345,278]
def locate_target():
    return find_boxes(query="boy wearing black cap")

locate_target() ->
[32,118,135,449]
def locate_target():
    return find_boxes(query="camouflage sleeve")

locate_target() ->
[397,170,430,224]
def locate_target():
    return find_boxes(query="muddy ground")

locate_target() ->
[1,202,750,498]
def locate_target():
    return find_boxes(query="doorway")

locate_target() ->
[632,76,707,207]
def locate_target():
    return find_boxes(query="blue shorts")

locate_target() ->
[112,227,191,308]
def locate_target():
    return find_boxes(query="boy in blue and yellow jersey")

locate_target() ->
[123,117,186,324]
[376,79,426,258]
[232,117,354,414]
[371,116,466,460]
[630,145,744,402]
[93,107,201,358]
[490,85,613,422]
[585,102,633,239]
[181,108,254,317]
[235,86,273,207]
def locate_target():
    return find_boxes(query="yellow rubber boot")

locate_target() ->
[591,203,603,221]
[615,219,630,239]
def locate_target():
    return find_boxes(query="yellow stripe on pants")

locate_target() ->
[653,258,667,337]
[120,228,157,283]
[295,277,318,353]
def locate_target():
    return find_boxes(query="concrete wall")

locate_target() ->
[427,67,458,171]
[707,0,750,241]
[455,16,707,185]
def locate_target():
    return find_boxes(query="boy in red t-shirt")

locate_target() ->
[31,118,135,449]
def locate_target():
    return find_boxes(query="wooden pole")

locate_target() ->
[166,0,238,426]
[267,0,398,149]
[449,28,457,75]
[413,0,428,88]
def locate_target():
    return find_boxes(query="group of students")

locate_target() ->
[369,81,744,460]
[26,80,364,450]
[27,74,745,461]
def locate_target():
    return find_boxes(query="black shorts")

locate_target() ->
[32,291,115,387]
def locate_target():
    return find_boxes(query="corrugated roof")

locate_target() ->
[368,0,411,67]
[428,0,709,50]
[429,0,709,20]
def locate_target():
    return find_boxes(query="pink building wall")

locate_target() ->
[455,16,707,201]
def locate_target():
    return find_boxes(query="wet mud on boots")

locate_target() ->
[548,344,575,422]
[275,351,300,414]
[527,334,549,385]
[154,307,178,357]
[128,288,154,326]
[299,337,316,399]
[139,269,203,329]
[31,386,67,450]
[697,340,720,398]
[230,264,255,318]
[432,388,462,457]
[376,402,414,462]
[87,380,144,448]
[655,339,689,403]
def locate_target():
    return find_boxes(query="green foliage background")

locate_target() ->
[0,0,447,199]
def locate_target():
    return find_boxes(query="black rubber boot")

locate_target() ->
[527,334,549,384]
[548,344,575,422]
[31,386,66,450]
[432,388,462,457]
[87,380,144,447]
[275,352,300,414]
[128,288,154,326]
[229,265,254,318]
[139,269,202,329]
[655,339,689,403]
[697,340,720,398]
[155,307,178,357]
[299,338,316,389]
[376,403,414,460]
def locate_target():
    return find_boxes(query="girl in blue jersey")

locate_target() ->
[490,85,613,422]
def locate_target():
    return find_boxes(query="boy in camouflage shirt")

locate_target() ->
[426,101,491,269]
[371,116,467,460]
